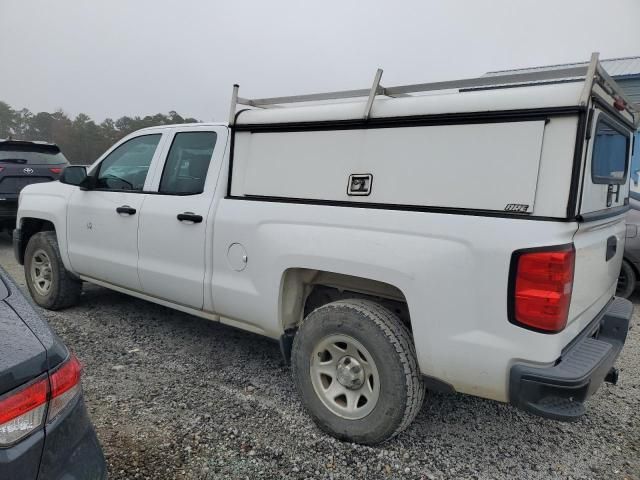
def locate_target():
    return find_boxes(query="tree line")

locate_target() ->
[0,101,199,164]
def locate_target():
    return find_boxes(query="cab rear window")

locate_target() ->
[591,118,630,185]
[0,143,68,165]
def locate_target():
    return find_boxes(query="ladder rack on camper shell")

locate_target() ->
[228,52,640,127]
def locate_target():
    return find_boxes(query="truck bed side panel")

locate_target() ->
[211,199,580,402]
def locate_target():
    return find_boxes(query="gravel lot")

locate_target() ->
[0,235,638,480]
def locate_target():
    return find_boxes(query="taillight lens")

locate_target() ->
[48,354,82,422]
[0,376,48,446]
[510,245,575,333]
[0,354,82,446]
[0,167,4,172]
[49,167,62,174]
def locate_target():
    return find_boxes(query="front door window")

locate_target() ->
[96,134,161,191]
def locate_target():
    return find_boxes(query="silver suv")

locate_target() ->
[618,133,640,298]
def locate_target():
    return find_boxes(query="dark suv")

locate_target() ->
[0,139,69,232]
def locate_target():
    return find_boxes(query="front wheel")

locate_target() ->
[616,260,636,299]
[24,231,82,310]
[291,299,425,445]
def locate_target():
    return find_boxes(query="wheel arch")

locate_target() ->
[16,217,57,265]
[278,268,413,363]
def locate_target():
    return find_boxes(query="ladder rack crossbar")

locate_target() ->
[384,65,589,97]
[237,88,374,107]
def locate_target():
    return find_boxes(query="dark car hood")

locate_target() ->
[0,268,67,395]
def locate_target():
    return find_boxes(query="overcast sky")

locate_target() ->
[1,0,639,123]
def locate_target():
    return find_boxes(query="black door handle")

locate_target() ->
[116,205,136,215]
[606,236,617,261]
[177,212,203,223]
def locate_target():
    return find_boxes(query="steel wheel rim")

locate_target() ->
[310,334,380,420]
[30,249,53,296]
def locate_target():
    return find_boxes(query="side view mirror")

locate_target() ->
[60,166,94,189]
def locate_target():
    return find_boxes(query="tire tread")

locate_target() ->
[293,298,425,443]
[25,231,81,310]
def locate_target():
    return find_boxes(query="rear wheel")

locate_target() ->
[291,299,425,445]
[24,231,82,310]
[616,260,636,299]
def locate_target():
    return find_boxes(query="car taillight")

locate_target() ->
[0,167,4,172]
[0,354,82,446]
[49,167,62,174]
[0,376,48,446]
[509,244,575,333]
[48,354,82,421]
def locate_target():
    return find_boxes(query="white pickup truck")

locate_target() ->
[14,54,638,444]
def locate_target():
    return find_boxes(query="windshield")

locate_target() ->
[0,143,68,165]
[630,132,640,200]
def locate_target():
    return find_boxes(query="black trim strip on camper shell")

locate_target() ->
[225,194,573,222]
[569,109,589,218]
[226,108,249,197]
[577,204,630,223]
[232,106,584,133]
[226,106,594,223]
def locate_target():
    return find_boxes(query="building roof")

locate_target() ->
[485,55,640,79]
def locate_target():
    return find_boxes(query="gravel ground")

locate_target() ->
[0,235,638,480]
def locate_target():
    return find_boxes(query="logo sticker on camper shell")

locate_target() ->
[347,174,373,196]
[504,204,529,213]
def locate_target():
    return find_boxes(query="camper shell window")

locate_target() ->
[591,116,630,185]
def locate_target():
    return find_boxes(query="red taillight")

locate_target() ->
[48,354,82,421]
[0,376,48,445]
[49,167,62,174]
[0,354,82,446]
[50,354,81,397]
[0,167,4,172]
[0,377,48,426]
[510,245,575,333]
